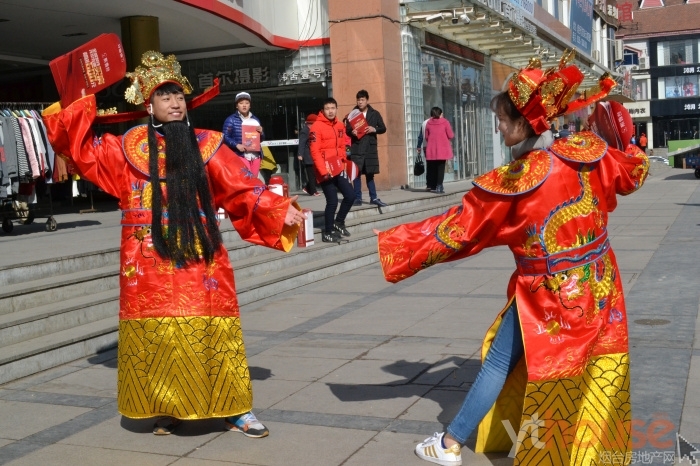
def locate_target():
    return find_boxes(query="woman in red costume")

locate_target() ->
[377,52,648,466]
[42,51,306,436]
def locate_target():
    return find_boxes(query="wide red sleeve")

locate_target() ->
[377,187,513,283]
[597,144,649,212]
[207,145,298,252]
[42,96,127,200]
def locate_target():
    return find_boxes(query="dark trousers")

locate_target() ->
[320,174,355,232]
[304,164,318,194]
[426,160,446,189]
[260,169,274,185]
[353,173,377,201]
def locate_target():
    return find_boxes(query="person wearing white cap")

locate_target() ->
[223,92,264,177]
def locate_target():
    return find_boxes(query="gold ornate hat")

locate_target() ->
[124,51,193,105]
[508,50,617,134]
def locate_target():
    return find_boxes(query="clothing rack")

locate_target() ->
[0,102,58,233]
[0,102,52,109]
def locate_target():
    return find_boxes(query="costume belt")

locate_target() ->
[515,231,610,276]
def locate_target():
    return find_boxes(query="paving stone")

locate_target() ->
[0,173,699,465]
[0,400,91,440]
[27,366,117,398]
[4,443,176,466]
[56,416,223,457]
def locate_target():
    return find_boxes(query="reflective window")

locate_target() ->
[660,75,699,98]
[657,39,696,66]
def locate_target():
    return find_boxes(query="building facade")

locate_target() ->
[2,0,625,190]
[618,0,700,152]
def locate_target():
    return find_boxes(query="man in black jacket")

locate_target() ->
[345,90,387,207]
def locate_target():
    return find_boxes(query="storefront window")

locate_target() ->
[189,83,328,188]
[657,39,696,66]
[653,117,700,147]
[421,53,486,180]
[635,80,648,100]
[660,75,698,98]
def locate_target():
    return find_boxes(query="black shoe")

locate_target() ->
[370,198,388,207]
[322,230,341,243]
[353,200,363,206]
[334,222,351,237]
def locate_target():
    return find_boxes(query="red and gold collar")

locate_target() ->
[473,149,552,195]
[122,125,223,179]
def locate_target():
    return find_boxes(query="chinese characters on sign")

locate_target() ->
[618,1,633,22]
[570,0,594,54]
[594,0,619,23]
[501,2,537,34]
[600,450,676,464]
[628,107,647,115]
[278,67,331,85]
[197,67,270,91]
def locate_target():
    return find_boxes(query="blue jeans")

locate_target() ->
[446,301,524,444]
[353,173,377,201]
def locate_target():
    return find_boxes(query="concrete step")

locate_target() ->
[0,191,468,384]
[0,227,245,287]
[0,316,118,385]
[0,264,118,315]
[237,233,380,306]
[0,289,118,349]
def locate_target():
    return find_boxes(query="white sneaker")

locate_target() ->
[415,432,462,466]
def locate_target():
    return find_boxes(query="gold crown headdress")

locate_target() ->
[508,49,617,134]
[124,51,193,105]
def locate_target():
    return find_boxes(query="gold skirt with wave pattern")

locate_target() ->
[117,316,252,419]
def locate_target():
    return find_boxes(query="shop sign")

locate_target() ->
[425,32,485,65]
[278,68,331,85]
[682,66,700,75]
[570,0,594,55]
[475,0,537,34]
[650,98,700,116]
[196,67,270,91]
[504,0,534,16]
[501,3,537,34]
[617,1,633,22]
[594,0,619,25]
[623,101,650,117]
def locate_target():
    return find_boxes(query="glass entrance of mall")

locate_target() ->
[189,83,328,190]
[421,54,487,181]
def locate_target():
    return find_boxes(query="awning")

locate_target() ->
[403,0,618,90]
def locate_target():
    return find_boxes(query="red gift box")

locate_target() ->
[297,209,315,247]
[50,33,126,107]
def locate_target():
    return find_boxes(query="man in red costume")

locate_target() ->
[43,51,306,436]
[377,52,649,465]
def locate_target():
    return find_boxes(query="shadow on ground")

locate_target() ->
[0,219,103,236]
[327,357,480,427]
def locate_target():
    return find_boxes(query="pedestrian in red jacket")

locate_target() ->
[309,98,355,242]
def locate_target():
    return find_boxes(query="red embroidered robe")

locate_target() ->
[378,133,648,465]
[43,96,298,420]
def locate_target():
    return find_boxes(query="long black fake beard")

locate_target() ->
[148,119,222,266]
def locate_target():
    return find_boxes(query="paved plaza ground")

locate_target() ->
[0,162,698,465]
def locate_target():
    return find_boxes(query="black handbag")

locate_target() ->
[414,154,425,176]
